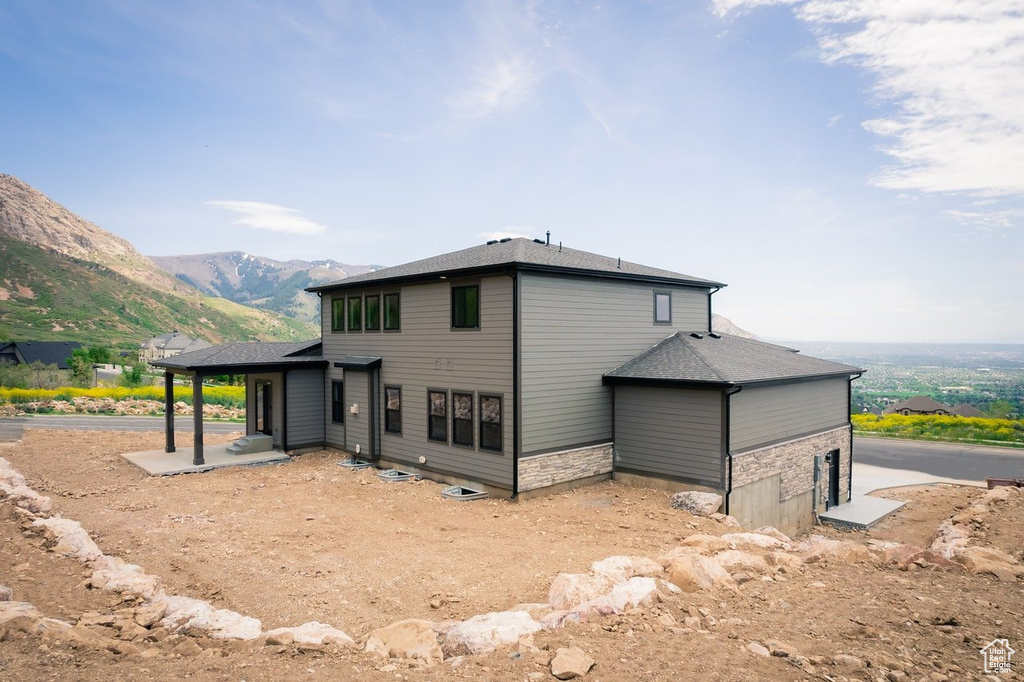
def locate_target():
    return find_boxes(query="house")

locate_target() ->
[883,396,985,418]
[0,341,83,369]
[139,331,211,363]
[152,238,862,536]
[952,403,986,418]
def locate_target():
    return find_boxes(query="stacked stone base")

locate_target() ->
[517,443,613,496]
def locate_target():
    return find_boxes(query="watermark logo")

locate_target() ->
[981,638,1015,674]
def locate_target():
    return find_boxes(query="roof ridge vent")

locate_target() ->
[709,332,721,339]
[690,332,704,339]
[533,238,545,244]
[486,239,499,245]
[500,237,512,243]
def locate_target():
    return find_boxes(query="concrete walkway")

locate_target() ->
[121,443,289,476]
[818,463,986,529]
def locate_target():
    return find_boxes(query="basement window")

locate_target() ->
[479,395,502,452]
[453,392,474,447]
[428,390,448,443]
[385,386,402,434]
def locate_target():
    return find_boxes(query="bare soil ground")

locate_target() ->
[1,430,1022,681]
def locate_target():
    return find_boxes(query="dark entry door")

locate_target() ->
[827,449,840,508]
[256,381,272,436]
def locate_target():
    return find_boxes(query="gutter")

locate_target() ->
[847,371,863,502]
[723,385,743,515]
[707,286,722,333]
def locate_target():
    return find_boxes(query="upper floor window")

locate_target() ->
[384,292,400,331]
[365,294,380,331]
[451,284,479,329]
[331,297,345,332]
[428,390,447,442]
[452,392,474,447]
[654,291,671,324]
[347,296,362,332]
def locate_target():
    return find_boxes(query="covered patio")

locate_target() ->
[150,340,326,466]
[121,441,290,476]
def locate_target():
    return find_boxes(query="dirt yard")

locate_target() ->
[1,430,1022,681]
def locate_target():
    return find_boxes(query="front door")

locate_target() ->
[256,381,272,436]
[827,449,840,508]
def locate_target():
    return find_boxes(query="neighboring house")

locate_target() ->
[883,396,984,417]
[952,403,986,418]
[0,341,82,369]
[153,238,862,536]
[139,331,211,363]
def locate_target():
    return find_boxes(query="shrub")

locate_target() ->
[852,413,1024,446]
[0,385,246,409]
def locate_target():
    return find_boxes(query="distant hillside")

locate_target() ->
[712,314,756,339]
[0,174,317,346]
[151,252,376,324]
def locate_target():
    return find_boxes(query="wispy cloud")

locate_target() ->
[207,200,327,235]
[479,226,535,240]
[447,57,539,115]
[715,0,1024,200]
[945,208,1024,233]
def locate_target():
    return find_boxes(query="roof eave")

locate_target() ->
[153,359,329,374]
[603,369,863,389]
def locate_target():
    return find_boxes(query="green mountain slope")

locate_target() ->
[0,235,315,346]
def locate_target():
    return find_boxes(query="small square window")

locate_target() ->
[331,297,345,332]
[384,292,400,330]
[451,285,479,329]
[428,390,447,443]
[347,296,362,332]
[385,386,401,434]
[365,294,380,331]
[654,292,671,324]
[453,392,474,447]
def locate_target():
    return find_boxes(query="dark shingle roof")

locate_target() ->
[882,396,953,415]
[605,332,862,386]
[8,341,83,369]
[152,340,325,372]
[308,238,723,292]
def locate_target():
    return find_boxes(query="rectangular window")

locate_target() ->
[347,296,362,332]
[451,285,479,329]
[331,297,345,332]
[385,386,401,434]
[452,392,474,447]
[384,292,400,330]
[654,291,672,324]
[331,380,345,424]
[365,294,380,331]
[428,390,447,443]
[479,395,502,452]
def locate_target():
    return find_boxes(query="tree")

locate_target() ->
[68,348,94,387]
[119,361,146,388]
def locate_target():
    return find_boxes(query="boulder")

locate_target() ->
[551,647,595,680]
[765,552,804,573]
[7,486,51,515]
[0,585,12,602]
[566,577,661,622]
[442,611,541,656]
[161,595,262,640]
[32,518,105,564]
[753,526,791,543]
[676,534,731,554]
[747,641,770,657]
[549,573,614,611]
[715,550,772,576]
[0,458,27,489]
[797,535,872,564]
[89,558,162,600]
[365,619,442,665]
[590,556,663,583]
[665,553,737,593]
[0,601,41,634]
[721,532,791,551]
[134,600,169,628]
[954,546,1023,581]
[670,491,723,516]
[266,621,355,647]
[930,521,970,559]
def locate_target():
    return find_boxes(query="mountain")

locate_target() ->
[151,252,377,324]
[0,174,317,346]
[712,313,756,339]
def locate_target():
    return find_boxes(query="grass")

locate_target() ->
[852,413,1024,448]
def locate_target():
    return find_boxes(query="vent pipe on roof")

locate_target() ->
[617,257,621,269]
[546,230,550,246]
[559,241,562,252]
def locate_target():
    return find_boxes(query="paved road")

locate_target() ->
[855,436,1024,482]
[0,415,242,442]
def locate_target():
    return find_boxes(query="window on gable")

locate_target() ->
[383,292,400,331]
[331,297,345,332]
[365,294,380,331]
[451,285,479,329]
[385,386,401,434]
[331,380,344,424]
[654,291,672,324]
[347,296,362,332]
[480,395,502,452]
[428,390,447,442]
[452,392,474,447]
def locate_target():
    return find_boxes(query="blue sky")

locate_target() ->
[1,1,1021,343]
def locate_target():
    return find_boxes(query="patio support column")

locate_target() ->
[164,371,175,453]
[192,374,204,465]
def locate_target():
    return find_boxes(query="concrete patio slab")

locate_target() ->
[818,494,906,530]
[121,443,290,476]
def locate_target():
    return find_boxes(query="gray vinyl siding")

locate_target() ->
[285,368,325,448]
[344,370,370,453]
[322,275,514,488]
[614,386,723,485]
[325,367,345,446]
[730,378,850,452]
[520,272,710,454]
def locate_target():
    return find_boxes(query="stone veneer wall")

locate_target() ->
[518,443,614,492]
[730,426,851,508]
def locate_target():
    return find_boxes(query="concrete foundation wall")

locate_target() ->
[518,442,614,492]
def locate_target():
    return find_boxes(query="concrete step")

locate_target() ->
[227,433,273,456]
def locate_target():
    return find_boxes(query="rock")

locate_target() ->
[929,521,970,559]
[590,556,663,583]
[797,535,871,564]
[670,491,723,516]
[89,558,162,600]
[721,532,791,551]
[753,526,791,543]
[0,585,12,602]
[710,513,742,527]
[560,577,663,624]
[0,601,41,635]
[665,553,737,593]
[747,641,770,657]
[172,638,204,657]
[657,613,677,627]
[954,546,1023,581]
[549,573,614,610]
[31,518,104,563]
[833,653,864,667]
[134,600,169,628]
[442,611,541,656]
[511,603,554,621]
[265,630,294,646]
[550,647,595,679]
[884,545,959,571]
[684,616,701,630]
[161,595,262,640]
[365,619,443,666]
[715,550,772,576]
[7,486,52,515]
[765,639,800,658]
[765,552,804,573]
[78,612,116,627]
[265,621,355,647]
[675,535,731,554]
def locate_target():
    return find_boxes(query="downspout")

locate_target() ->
[507,267,521,499]
[723,385,742,515]
[848,372,863,502]
[281,371,289,452]
[707,286,722,334]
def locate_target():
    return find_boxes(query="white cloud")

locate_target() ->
[479,226,535,240]
[715,0,1024,199]
[945,208,1024,233]
[448,57,539,115]
[206,200,327,235]
[826,114,843,128]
